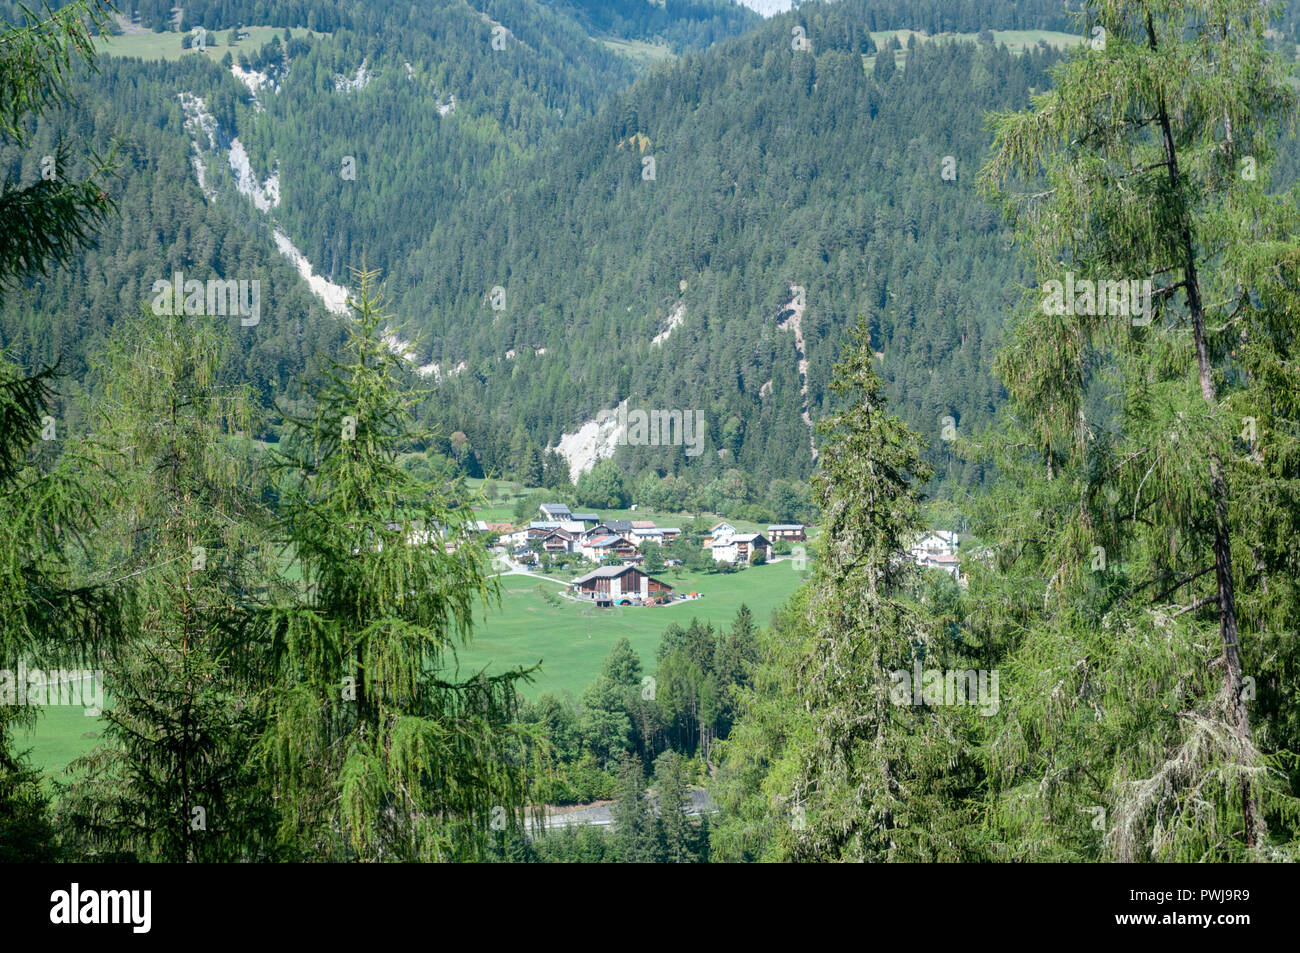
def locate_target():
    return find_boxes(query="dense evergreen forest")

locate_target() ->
[2,0,1299,869]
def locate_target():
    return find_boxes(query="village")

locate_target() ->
[462,502,963,609]
[472,503,810,608]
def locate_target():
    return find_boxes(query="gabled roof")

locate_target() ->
[539,504,572,518]
[571,565,641,583]
[605,520,633,531]
[570,565,672,590]
[529,521,563,530]
[768,524,805,531]
[631,520,656,529]
[570,512,600,522]
[711,533,768,547]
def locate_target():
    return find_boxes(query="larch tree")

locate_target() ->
[259,269,533,861]
[979,0,1300,859]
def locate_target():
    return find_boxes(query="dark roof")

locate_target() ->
[571,565,641,584]
[606,520,633,531]
[571,565,672,590]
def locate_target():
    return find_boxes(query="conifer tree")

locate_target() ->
[259,269,532,861]
[713,322,985,861]
[0,0,121,857]
[785,321,983,860]
[979,0,1300,858]
[0,1,116,289]
[653,749,694,863]
[612,751,657,862]
[60,313,280,861]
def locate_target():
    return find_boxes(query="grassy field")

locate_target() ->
[598,36,675,70]
[17,559,808,777]
[13,675,107,781]
[864,28,1086,70]
[461,558,807,699]
[98,25,321,62]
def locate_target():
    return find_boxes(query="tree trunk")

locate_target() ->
[1146,12,1257,848]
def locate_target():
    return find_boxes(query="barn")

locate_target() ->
[570,565,674,604]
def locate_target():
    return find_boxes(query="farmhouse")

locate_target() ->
[537,528,576,554]
[912,530,958,558]
[538,503,572,521]
[909,530,963,582]
[582,523,618,542]
[570,565,674,604]
[708,521,737,540]
[916,551,962,580]
[768,524,806,542]
[709,532,772,564]
[581,534,642,563]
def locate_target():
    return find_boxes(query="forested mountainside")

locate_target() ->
[0,0,643,416]
[394,10,1060,493]
[3,0,1298,500]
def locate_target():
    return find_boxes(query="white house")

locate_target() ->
[710,532,772,564]
[912,531,958,558]
[707,521,737,540]
[910,531,962,582]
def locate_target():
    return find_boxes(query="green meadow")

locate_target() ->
[864,28,1086,70]
[597,36,675,70]
[18,558,807,777]
[98,25,322,62]
[18,474,812,773]
[12,674,107,782]
[460,559,807,699]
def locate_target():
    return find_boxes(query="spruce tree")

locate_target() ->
[59,313,280,861]
[0,0,121,858]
